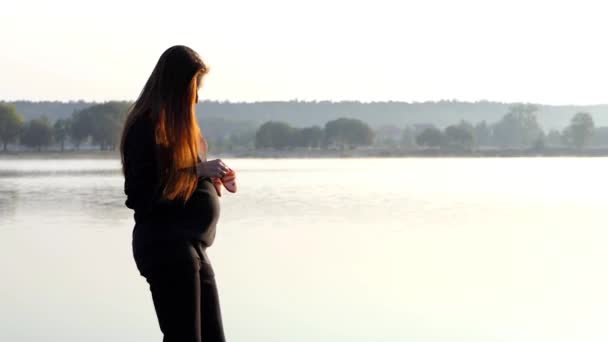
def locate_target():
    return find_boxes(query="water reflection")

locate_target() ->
[0,158,128,227]
[2,158,608,342]
[0,169,120,177]
[0,189,18,223]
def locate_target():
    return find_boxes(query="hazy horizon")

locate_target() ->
[5,98,608,107]
[3,0,608,105]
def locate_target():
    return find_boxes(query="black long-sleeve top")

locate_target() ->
[122,115,220,247]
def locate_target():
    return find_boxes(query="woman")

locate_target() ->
[120,45,229,342]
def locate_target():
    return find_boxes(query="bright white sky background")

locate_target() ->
[2,0,608,105]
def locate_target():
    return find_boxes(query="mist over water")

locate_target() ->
[1,158,607,342]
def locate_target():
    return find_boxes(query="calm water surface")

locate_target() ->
[1,158,607,342]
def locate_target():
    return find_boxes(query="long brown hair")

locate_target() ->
[120,45,209,202]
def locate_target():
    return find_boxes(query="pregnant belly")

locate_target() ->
[184,178,221,232]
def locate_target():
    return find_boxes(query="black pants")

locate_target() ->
[133,235,226,342]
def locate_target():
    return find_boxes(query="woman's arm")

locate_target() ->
[123,123,163,214]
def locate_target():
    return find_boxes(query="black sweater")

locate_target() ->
[123,116,220,247]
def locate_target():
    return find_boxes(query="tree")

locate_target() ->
[445,120,475,150]
[295,126,324,148]
[324,118,374,149]
[88,102,130,150]
[416,127,443,148]
[0,103,24,151]
[565,112,594,150]
[255,121,294,149]
[493,104,543,148]
[532,132,546,152]
[401,125,416,148]
[70,102,129,150]
[70,109,92,150]
[474,121,492,147]
[21,117,53,152]
[53,118,71,152]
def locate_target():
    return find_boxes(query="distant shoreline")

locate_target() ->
[2,148,608,159]
[0,150,120,159]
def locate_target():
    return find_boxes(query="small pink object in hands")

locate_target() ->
[212,168,237,197]
[199,133,237,197]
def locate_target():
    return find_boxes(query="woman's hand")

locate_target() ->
[196,159,230,178]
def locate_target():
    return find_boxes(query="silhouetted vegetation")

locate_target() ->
[70,102,130,150]
[492,104,543,148]
[444,121,474,150]
[255,121,295,150]
[2,100,608,156]
[0,103,24,151]
[11,100,608,129]
[53,118,71,152]
[21,117,53,152]
[324,118,374,149]
[563,112,594,150]
[416,127,443,148]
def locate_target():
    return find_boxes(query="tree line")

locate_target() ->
[399,104,596,151]
[0,102,376,153]
[0,101,602,153]
[0,102,129,152]
[254,118,374,150]
[245,104,598,152]
[12,100,608,130]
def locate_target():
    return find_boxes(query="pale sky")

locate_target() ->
[2,0,608,105]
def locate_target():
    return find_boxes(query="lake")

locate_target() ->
[1,157,607,342]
